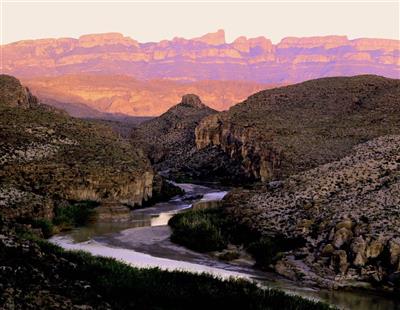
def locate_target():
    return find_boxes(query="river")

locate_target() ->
[50,182,399,310]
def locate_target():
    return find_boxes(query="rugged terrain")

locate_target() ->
[131,94,251,183]
[2,30,398,117]
[131,94,215,163]
[3,30,399,83]
[0,74,154,224]
[22,75,268,116]
[0,75,331,310]
[168,75,400,291]
[196,75,400,182]
[224,135,400,290]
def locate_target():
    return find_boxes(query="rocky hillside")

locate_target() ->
[131,94,251,183]
[0,75,154,223]
[131,95,217,178]
[224,135,400,289]
[196,75,400,182]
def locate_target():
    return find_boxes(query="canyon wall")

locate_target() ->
[195,75,400,183]
[195,113,282,182]
[0,75,155,222]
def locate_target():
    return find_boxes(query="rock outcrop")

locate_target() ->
[0,75,39,108]
[193,29,226,46]
[131,94,219,180]
[224,135,400,289]
[195,75,400,182]
[0,75,155,223]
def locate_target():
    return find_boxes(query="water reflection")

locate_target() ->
[54,182,400,310]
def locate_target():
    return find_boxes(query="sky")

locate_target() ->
[1,1,399,44]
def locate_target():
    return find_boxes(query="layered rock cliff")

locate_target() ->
[2,30,398,117]
[195,75,400,182]
[224,135,400,289]
[2,30,399,83]
[0,75,155,223]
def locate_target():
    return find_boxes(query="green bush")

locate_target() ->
[31,219,54,238]
[169,207,305,269]
[53,200,98,230]
[248,236,305,268]
[169,208,228,252]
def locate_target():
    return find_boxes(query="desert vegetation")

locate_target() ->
[0,224,333,310]
[169,207,305,268]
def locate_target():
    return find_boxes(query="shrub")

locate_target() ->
[32,219,54,238]
[169,208,227,252]
[53,200,98,230]
[169,207,305,269]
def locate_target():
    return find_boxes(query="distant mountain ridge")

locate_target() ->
[3,30,399,83]
[22,75,269,116]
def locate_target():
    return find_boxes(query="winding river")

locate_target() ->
[50,183,399,310]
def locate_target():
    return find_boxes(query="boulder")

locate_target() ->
[389,238,400,270]
[366,239,384,259]
[351,236,367,266]
[333,227,353,249]
[332,250,349,274]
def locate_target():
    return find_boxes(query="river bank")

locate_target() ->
[50,182,399,310]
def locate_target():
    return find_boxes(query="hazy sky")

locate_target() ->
[1,1,399,44]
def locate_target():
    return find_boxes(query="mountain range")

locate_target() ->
[2,30,399,117]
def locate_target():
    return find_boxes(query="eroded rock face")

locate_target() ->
[3,31,399,84]
[180,94,204,109]
[351,236,367,267]
[131,94,218,180]
[196,75,400,182]
[224,135,400,288]
[0,75,155,222]
[196,113,282,181]
[0,75,38,108]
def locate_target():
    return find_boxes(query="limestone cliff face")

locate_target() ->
[195,75,400,183]
[67,170,154,207]
[0,74,155,222]
[195,113,282,182]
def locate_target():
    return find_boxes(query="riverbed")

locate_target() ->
[50,182,399,310]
